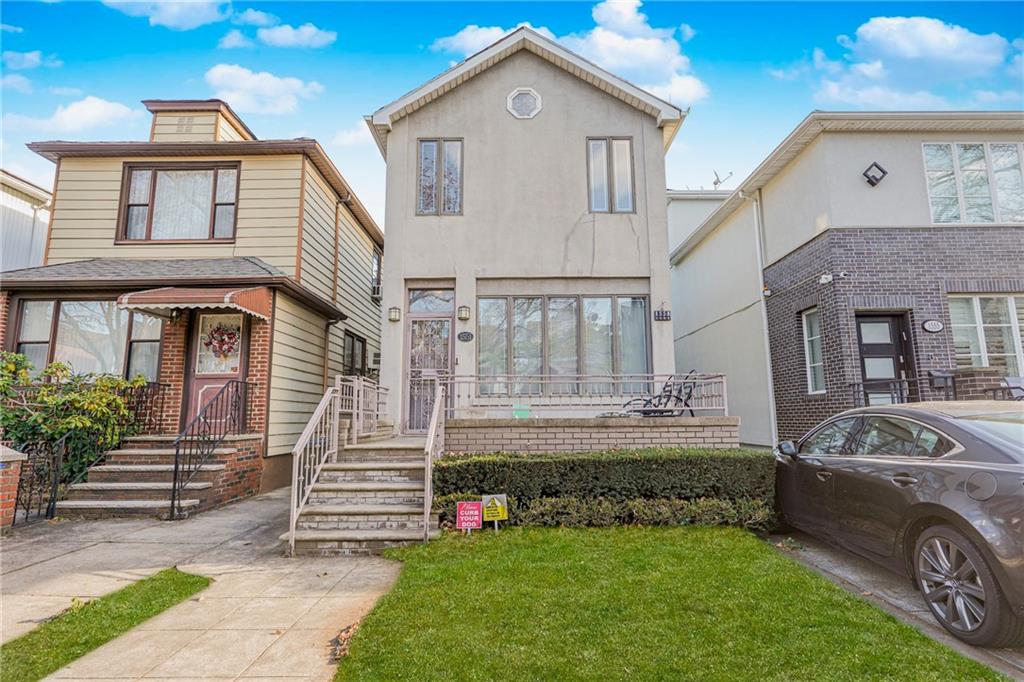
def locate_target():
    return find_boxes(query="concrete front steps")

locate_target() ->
[56,435,249,520]
[286,437,440,556]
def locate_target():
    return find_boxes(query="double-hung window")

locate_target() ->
[923,143,1024,224]
[417,139,462,215]
[120,163,239,241]
[15,299,162,381]
[587,137,634,213]
[802,308,825,394]
[948,295,1024,375]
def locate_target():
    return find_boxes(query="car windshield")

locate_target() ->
[958,413,1024,461]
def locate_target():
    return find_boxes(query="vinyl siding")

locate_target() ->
[298,161,336,301]
[1,184,48,271]
[217,114,247,142]
[267,292,328,456]
[329,202,382,375]
[150,112,218,142]
[46,155,302,273]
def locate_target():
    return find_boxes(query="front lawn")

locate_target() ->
[337,527,1000,681]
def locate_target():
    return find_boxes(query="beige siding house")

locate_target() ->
[1,169,50,272]
[0,99,383,514]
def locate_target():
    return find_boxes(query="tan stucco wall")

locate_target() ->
[759,135,831,266]
[379,49,676,424]
[46,154,303,272]
[667,195,726,250]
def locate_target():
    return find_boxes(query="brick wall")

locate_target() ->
[245,317,270,434]
[0,448,25,529]
[445,417,740,453]
[207,436,263,509]
[0,291,9,350]
[155,315,189,434]
[764,226,1024,440]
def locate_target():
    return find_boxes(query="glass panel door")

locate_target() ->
[406,315,451,433]
[856,315,912,405]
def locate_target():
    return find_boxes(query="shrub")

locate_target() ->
[434,448,774,503]
[0,352,146,481]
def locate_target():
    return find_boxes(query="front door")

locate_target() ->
[856,315,913,405]
[405,289,454,432]
[186,312,246,424]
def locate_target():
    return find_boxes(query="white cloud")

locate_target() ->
[233,8,277,27]
[1,23,23,33]
[49,86,83,96]
[816,80,947,109]
[766,64,807,81]
[3,96,144,133]
[972,89,1023,105]
[332,120,372,146]
[1,75,32,94]
[219,29,253,49]
[102,1,229,30]
[257,22,336,48]
[204,64,324,114]
[851,60,886,80]
[431,0,708,106]
[2,50,61,70]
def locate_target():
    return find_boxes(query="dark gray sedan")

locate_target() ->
[775,401,1024,648]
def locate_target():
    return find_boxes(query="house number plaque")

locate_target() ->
[922,320,944,333]
[457,331,474,342]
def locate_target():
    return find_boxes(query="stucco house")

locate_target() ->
[669,111,1024,445]
[0,99,383,516]
[1,169,50,272]
[366,26,696,435]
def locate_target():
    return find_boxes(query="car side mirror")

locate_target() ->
[778,440,798,459]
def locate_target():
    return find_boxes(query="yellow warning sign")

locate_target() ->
[482,494,508,522]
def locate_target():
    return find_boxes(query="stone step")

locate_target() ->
[284,528,441,556]
[56,498,200,520]
[105,447,234,465]
[87,463,225,484]
[308,491,424,506]
[311,481,423,492]
[339,450,425,463]
[297,506,436,532]
[322,462,425,471]
[65,481,212,502]
[299,503,423,516]
[318,470,425,485]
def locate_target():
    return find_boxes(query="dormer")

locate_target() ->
[143,99,256,143]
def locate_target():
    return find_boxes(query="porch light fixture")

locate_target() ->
[457,305,472,321]
[388,307,401,322]
[862,162,887,186]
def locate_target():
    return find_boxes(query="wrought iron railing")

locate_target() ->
[170,380,255,519]
[11,433,69,526]
[849,374,957,408]
[422,380,445,542]
[439,373,728,420]
[119,382,170,435]
[336,375,389,444]
[287,386,341,555]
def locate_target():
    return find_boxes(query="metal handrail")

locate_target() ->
[336,375,389,444]
[11,432,69,526]
[849,375,957,407]
[422,379,445,542]
[288,386,341,555]
[169,379,254,519]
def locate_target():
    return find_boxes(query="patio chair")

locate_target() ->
[617,371,698,418]
[987,377,1024,401]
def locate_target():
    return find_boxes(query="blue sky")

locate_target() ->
[2,1,1022,222]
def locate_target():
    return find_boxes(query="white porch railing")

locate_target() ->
[288,386,340,555]
[441,373,728,419]
[336,375,389,444]
[422,379,445,542]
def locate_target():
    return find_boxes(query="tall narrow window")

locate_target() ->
[478,298,508,395]
[370,248,382,300]
[417,138,462,215]
[547,298,578,394]
[617,297,648,375]
[802,308,825,394]
[127,312,162,381]
[583,297,613,376]
[512,297,542,395]
[923,143,1024,225]
[588,137,634,213]
[121,164,239,241]
[991,144,1024,223]
[16,300,54,373]
[343,332,367,375]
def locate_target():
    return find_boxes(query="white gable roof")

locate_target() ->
[366,26,685,158]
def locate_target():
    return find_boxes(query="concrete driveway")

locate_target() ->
[780,531,1024,679]
[1,488,399,681]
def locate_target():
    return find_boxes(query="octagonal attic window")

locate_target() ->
[507,87,542,119]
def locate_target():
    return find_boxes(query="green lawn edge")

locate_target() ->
[335,527,1005,681]
[0,567,210,682]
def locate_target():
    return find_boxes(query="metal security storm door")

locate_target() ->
[405,289,454,432]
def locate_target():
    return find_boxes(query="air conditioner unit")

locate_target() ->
[371,352,381,368]
[371,283,382,300]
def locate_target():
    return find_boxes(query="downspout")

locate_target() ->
[741,188,779,446]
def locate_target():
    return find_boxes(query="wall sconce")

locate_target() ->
[388,307,401,323]
[457,305,472,321]
[862,162,887,186]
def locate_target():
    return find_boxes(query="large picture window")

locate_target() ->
[15,299,162,380]
[587,137,634,213]
[948,295,1024,375]
[477,295,649,395]
[417,139,462,215]
[923,143,1024,224]
[120,163,239,241]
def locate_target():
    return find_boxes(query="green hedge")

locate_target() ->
[432,448,775,530]
[434,494,774,532]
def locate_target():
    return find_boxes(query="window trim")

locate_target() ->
[12,296,163,380]
[948,294,1024,374]
[586,136,636,214]
[415,137,464,216]
[475,294,652,387]
[801,307,826,395]
[921,142,1024,226]
[116,161,241,244]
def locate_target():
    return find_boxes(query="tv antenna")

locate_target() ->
[712,170,733,190]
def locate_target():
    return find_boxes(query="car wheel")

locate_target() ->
[915,525,1024,648]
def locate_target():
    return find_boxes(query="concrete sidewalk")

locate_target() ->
[779,531,1024,679]
[1,488,399,680]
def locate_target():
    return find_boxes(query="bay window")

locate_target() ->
[15,299,162,380]
[948,295,1024,375]
[477,294,650,394]
[923,143,1024,224]
[120,163,239,241]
